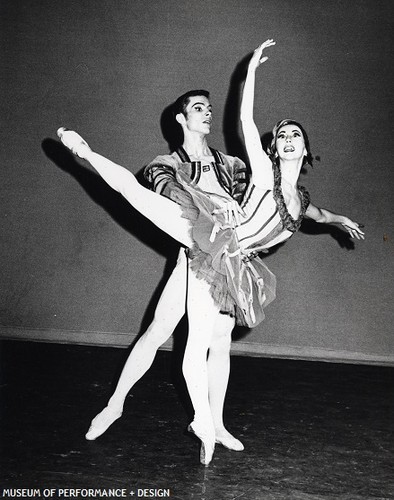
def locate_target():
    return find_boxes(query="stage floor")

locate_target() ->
[1,340,393,499]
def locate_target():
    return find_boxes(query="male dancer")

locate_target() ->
[84,90,248,456]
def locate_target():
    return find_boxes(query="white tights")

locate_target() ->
[58,131,236,433]
[105,249,234,431]
[183,270,234,430]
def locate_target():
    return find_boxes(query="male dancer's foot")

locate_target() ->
[85,406,123,440]
[215,427,244,451]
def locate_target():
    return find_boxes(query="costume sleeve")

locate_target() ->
[144,156,198,219]
[230,156,249,203]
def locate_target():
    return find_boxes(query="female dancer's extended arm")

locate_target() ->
[57,128,193,247]
[305,203,365,240]
[240,40,276,189]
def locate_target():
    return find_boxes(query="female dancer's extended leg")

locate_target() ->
[57,129,241,461]
[57,128,194,248]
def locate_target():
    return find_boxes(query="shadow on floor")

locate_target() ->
[0,340,393,499]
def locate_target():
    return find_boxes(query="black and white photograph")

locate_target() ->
[1,1,393,498]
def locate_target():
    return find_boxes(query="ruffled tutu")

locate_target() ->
[176,171,276,328]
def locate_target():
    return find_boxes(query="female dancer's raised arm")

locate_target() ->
[56,128,193,248]
[240,39,276,189]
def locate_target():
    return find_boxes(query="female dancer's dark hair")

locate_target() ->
[268,118,314,167]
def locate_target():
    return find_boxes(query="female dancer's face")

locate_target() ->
[182,96,213,135]
[275,124,306,162]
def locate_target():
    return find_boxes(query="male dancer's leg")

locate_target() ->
[208,313,244,451]
[58,129,240,449]
[85,249,187,440]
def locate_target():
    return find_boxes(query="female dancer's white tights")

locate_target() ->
[97,259,235,437]
[57,130,241,450]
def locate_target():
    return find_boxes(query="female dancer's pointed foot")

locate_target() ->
[57,127,92,159]
[188,420,215,466]
[215,428,244,451]
[85,406,122,441]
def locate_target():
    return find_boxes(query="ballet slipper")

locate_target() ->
[188,420,215,466]
[215,429,244,451]
[57,127,92,159]
[85,406,122,441]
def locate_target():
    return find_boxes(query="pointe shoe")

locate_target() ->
[215,430,244,452]
[57,127,92,159]
[85,406,122,441]
[188,421,215,466]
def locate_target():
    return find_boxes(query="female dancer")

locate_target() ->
[57,39,364,465]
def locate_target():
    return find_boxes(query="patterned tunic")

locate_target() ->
[144,146,247,212]
[145,149,310,328]
[179,161,310,327]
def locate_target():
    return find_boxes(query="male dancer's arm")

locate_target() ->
[144,155,198,218]
[229,155,249,204]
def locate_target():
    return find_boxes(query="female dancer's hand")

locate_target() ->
[249,39,276,71]
[57,127,92,160]
[340,218,365,240]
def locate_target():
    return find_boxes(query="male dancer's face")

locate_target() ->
[180,96,212,136]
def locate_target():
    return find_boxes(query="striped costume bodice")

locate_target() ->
[236,175,310,254]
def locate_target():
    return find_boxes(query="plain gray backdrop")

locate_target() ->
[1,0,393,364]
